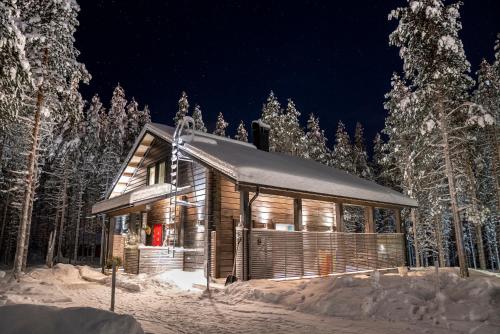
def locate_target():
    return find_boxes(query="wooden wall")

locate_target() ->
[124,137,171,193]
[214,174,239,278]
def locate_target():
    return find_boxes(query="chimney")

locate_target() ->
[251,119,270,151]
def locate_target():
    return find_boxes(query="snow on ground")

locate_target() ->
[221,268,500,333]
[0,304,143,334]
[0,264,499,334]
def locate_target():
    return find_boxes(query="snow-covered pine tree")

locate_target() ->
[471,37,500,269]
[383,73,428,267]
[389,0,494,276]
[353,122,372,179]
[174,91,189,126]
[103,84,127,192]
[372,133,388,186]
[260,91,284,152]
[331,120,354,173]
[281,99,306,156]
[234,120,248,142]
[140,105,152,127]
[304,113,331,165]
[192,104,207,132]
[0,0,30,131]
[13,0,89,275]
[213,112,228,137]
[126,98,141,149]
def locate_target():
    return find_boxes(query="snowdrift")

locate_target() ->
[0,304,144,334]
[222,268,500,330]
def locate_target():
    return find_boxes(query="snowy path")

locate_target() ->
[33,281,446,334]
[1,265,498,334]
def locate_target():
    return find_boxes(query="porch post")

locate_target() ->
[364,206,377,269]
[100,214,107,273]
[240,190,250,280]
[293,198,302,231]
[364,206,375,233]
[107,216,116,263]
[394,208,401,233]
[395,207,410,269]
[334,203,344,232]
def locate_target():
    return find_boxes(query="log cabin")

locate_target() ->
[92,119,417,280]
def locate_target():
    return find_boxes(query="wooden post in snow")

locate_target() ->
[110,260,116,312]
[334,203,343,232]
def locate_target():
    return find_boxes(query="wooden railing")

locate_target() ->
[236,228,405,280]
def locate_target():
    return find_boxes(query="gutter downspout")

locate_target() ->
[246,187,259,280]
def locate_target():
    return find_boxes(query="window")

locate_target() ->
[147,165,156,185]
[147,161,167,185]
[158,161,165,184]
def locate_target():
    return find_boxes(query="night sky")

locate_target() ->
[76,0,500,147]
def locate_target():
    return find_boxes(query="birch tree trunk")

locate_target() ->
[73,185,83,263]
[46,230,56,268]
[440,109,468,278]
[13,79,45,277]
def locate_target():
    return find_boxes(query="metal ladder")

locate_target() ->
[164,116,195,252]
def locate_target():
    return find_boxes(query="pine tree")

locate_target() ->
[0,0,30,131]
[281,99,306,156]
[304,113,331,165]
[260,91,284,152]
[213,112,228,137]
[235,121,248,142]
[388,0,494,276]
[108,84,127,152]
[372,133,385,184]
[174,91,189,126]
[140,105,151,127]
[192,104,207,132]
[331,120,354,173]
[13,0,89,275]
[126,97,141,149]
[353,122,372,179]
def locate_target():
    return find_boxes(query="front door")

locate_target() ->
[152,224,163,246]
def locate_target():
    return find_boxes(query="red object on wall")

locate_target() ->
[152,224,162,246]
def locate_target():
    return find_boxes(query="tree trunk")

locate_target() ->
[73,186,83,263]
[440,109,468,278]
[464,156,486,270]
[435,215,446,267]
[22,184,36,271]
[411,209,421,267]
[489,127,500,207]
[0,191,11,254]
[57,172,68,262]
[13,76,45,277]
[475,224,486,270]
[46,230,56,268]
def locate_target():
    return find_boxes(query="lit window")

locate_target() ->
[148,165,156,185]
[158,162,165,184]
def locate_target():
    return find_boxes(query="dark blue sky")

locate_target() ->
[76,0,500,147]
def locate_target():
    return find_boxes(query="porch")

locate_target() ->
[233,229,405,280]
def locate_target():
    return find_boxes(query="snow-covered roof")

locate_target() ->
[127,123,416,208]
[93,183,182,214]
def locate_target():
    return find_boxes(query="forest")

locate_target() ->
[0,0,498,277]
